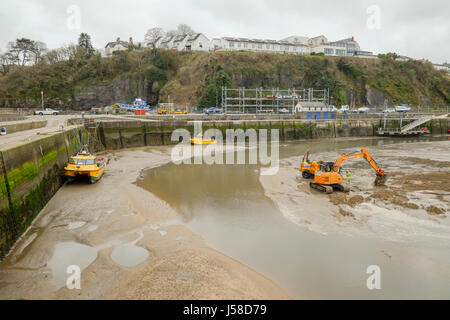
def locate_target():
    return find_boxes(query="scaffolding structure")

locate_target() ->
[221,87,329,114]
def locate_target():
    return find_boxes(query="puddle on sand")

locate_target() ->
[47,242,98,289]
[67,221,86,230]
[87,225,99,232]
[110,245,149,267]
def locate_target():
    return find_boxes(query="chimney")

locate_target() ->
[117,37,120,42]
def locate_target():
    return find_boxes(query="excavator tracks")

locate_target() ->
[310,182,333,194]
[309,183,350,194]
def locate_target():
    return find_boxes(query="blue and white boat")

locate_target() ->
[395,104,411,113]
[118,98,152,111]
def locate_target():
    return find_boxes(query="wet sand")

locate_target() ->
[1,137,449,299]
[0,146,288,300]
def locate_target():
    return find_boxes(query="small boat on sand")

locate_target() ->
[190,134,217,145]
[64,150,108,184]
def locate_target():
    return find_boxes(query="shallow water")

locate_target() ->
[47,242,98,289]
[137,136,450,299]
[110,245,150,268]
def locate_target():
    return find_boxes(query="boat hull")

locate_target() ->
[190,138,217,145]
[64,166,106,183]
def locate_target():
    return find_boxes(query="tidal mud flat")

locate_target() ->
[0,137,449,300]
[137,137,450,299]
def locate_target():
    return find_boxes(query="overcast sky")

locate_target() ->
[0,0,448,63]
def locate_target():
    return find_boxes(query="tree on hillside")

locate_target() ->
[78,33,95,57]
[32,41,48,64]
[165,24,196,38]
[198,70,231,108]
[6,38,41,66]
[0,53,13,75]
[176,24,195,37]
[144,27,164,48]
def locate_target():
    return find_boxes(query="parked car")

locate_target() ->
[34,108,60,115]
[357,107,370,113]
[279,108,290,114]
[204,107,222,115]
[336,105,350,114]
[257,109,274,113]
[383,107,396,113]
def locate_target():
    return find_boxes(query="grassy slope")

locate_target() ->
[0,49,449,108]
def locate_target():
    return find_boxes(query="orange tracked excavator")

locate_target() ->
[301,148,386,194]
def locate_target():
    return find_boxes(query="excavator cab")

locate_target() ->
[320,162,335,172]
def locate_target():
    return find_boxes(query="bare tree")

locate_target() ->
[176,24,195,37]
[33,41,48,64]
[165,30,178,37]
[0,52,16,75]
[164,24,195,38]
[144,27,164,47]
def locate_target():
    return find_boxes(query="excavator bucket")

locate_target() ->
[374,174,387,186]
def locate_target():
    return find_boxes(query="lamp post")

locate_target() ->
[41,91,44,110]
[168,95,171,113]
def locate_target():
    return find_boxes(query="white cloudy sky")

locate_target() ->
[0,0,449,63]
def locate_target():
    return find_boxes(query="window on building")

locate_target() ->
[229,42,234,48]
[336,49,345,56]
[258,44,262,49]
[244,43,248,48]
[266,44,270,49]
[324,48,334,55]
[238,42,241,48]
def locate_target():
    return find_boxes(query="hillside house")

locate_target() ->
[105,37,130,56]
[184,33,210,51]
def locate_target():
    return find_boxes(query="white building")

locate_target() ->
[184,33,210,51]
[171,35,189,50]
[327,37,361,56]
[158,36,175,49]
[154,33,210,51]
[433,63,450,73]
[395,55,412,62]
[311,44,347,56]
[294,101,331,113]
[307,35,328,47]
[105,37,130,56]
[212,37,310,55]
[353,50,377,59]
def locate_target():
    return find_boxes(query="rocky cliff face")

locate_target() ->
[0,49,449,110]
[72,77,160,109]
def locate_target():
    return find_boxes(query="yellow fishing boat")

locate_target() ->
[64,150,108,184]
[190,134,217,145]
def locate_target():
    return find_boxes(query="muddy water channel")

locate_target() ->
[137,136,450,299]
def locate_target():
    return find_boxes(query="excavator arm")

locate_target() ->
[332,148,386,185]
